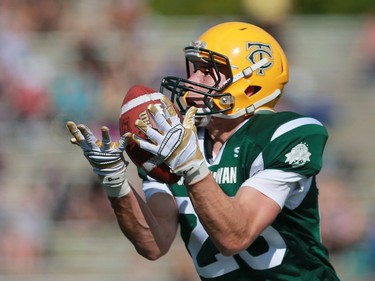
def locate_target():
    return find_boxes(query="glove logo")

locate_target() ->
[108,176,120,182]
[159,125,184,160]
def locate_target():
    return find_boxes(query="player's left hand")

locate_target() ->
[66,121,132,197]
[133,96,210,185]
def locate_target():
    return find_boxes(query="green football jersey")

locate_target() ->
[142,111,340,281]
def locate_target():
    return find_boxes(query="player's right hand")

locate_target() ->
[133,97,210,185]
[66,121,132,197]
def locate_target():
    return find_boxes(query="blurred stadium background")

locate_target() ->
[0,0,374,280]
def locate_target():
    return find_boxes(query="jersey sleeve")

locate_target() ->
[241,169,304,208]
[262,117,328,177]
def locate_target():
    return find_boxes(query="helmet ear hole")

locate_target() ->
[245,86,261,97]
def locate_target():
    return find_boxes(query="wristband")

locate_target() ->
[176,161,210,185]
[102,170,131,197]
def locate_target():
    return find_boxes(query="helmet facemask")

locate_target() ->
[160,46,235,117]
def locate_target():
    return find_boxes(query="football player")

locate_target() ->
[67,22,341,280]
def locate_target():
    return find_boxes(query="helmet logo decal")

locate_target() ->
[246,42,273,75]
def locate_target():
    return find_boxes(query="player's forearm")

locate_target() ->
[108,190,169,260]
[186,175,254,255]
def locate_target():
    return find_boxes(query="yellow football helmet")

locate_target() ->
[160,22,289,119]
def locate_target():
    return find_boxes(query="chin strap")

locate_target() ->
[244,88,281,115]
[232,58,269,83]
[212,89,282,120]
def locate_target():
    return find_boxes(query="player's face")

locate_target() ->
[183,62,229,127]
[185,62,229,109]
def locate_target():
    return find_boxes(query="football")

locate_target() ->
[119,84,182,184]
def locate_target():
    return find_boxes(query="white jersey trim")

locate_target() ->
[241,169,306,209]
[271,117,323,141]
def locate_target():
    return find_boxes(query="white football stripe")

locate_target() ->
[271,117,323,141]
[120,92,164,116]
